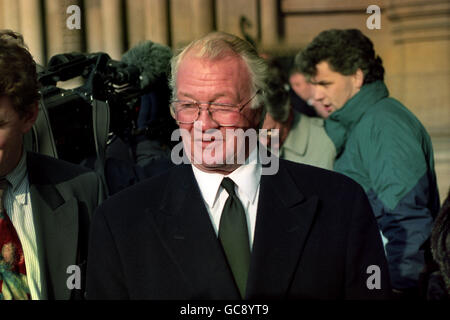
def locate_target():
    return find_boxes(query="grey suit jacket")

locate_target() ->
[26,151,104,299]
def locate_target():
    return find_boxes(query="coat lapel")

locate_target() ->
[148,162,319,299]
[149,165,240,299]
[27,153,79,300]
[246,162,319,299]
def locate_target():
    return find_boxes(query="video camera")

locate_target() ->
[38,51,173,165]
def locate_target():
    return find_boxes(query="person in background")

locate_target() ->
[297,28,440,298]
[104,41,177,195]
[262,59,336,170]
[288,67,318,117]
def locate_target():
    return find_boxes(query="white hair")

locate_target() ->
[169,32,269,110]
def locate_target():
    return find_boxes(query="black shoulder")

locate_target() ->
[27,151,97,184]
[96,164,189,217]
[279,158,365,197]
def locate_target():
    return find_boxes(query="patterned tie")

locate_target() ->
[218,177,251,298]
[0,178,30,300]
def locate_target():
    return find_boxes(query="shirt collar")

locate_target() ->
[327,80,389,130]
[325,80,389,154]
[5,149,28,204]
[192,147,261,208]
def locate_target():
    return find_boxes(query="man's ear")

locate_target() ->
[353,68,364,89]
[21,102,39,134]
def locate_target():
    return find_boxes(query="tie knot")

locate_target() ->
[221,177,236,196]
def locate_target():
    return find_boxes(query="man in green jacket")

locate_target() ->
[297,29,440,298]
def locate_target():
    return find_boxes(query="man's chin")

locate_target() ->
[193,160,239,174]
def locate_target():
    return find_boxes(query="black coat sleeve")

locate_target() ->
[344,182,392,299]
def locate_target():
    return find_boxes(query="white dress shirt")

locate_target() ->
[5,151,43,300]
[191,148,261,249]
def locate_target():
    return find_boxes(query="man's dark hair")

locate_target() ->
[296,29,384,85]
[265,58,290,122]
[0,29,40,118]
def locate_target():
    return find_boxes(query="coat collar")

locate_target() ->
[26,152,79,300]
[281,111,309,157]
[245,160,319,298]
[150,165,240,299]
[325,81,389,154]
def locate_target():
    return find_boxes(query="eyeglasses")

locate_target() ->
[171,91,260,127]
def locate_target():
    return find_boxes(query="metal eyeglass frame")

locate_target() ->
[170,90,260,127]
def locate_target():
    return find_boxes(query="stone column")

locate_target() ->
[45,0,83,57]
[386,0,450,134]
[100,0,124,59]
[84,0,103,53]
[126,0,146,47]
[45,0,83,88]
[191,0,214,37]
[170,0,214,48]
[386,0,450,203]
[19,0,45,65]
[144,0,169,45]
[260,0,278,49]
[2,0,21,32]
[216,0,258,44]
[0,1,4,29]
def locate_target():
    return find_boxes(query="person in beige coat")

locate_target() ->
[262,59,335,170]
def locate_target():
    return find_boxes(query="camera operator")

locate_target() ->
[37,40,177,196]
[104,41,177,194]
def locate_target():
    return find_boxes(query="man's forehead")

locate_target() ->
[179,51,244,71]
[309,61,335,83]
[176,52,252,95]
[290,72,306,81]
[314,61,331,74]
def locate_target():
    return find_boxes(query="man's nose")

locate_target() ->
[197,107,220,131]
[313,85,325,101]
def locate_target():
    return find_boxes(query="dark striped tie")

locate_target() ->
[218,177,250,298]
